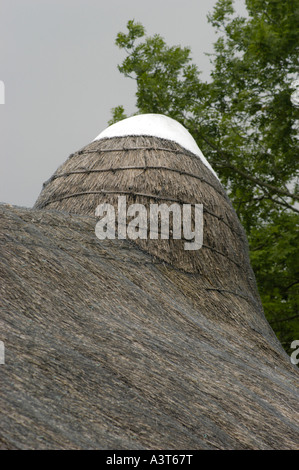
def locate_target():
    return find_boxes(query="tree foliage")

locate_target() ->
[110,1,299,357]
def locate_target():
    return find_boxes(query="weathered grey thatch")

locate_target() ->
[35,136,257,285]
[1,134,299,450]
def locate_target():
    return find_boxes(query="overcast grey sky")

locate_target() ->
[0,0,246,207]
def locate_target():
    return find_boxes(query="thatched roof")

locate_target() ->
[34,135,255,288]
[2,117,299,449]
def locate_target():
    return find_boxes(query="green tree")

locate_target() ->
[110,1,299,357]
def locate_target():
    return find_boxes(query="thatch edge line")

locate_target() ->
[37,189,243,237]
[42,165,225,199]
[91,134,219,176]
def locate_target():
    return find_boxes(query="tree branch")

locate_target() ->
[220,164,299,202]
[199,133,299,202]
[270,314,299,325]
[260,192,299,214]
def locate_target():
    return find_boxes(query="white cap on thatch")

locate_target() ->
[94,114,218,178]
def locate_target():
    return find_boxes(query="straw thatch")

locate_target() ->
[35,136,259,302]
[1,133,299,450]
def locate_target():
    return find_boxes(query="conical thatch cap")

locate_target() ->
[34,114,259,309]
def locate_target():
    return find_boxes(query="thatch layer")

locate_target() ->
[1,203,299,450]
